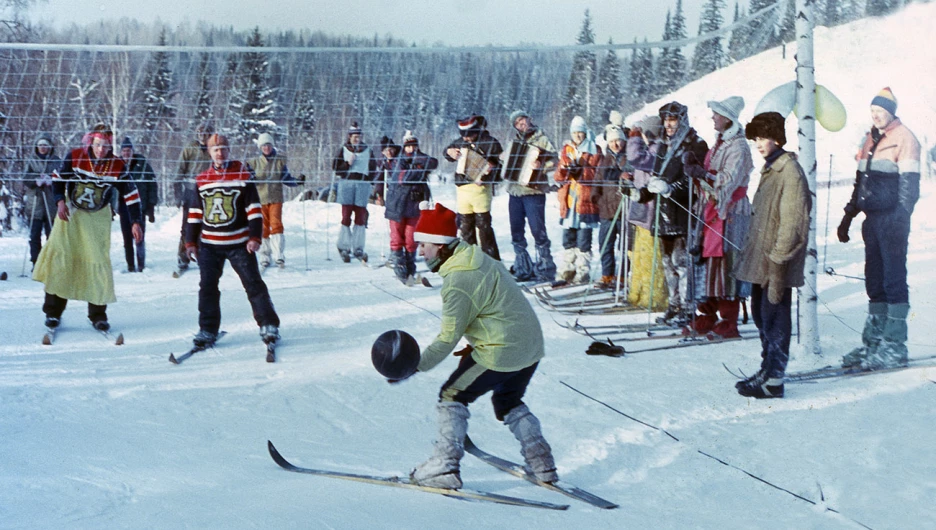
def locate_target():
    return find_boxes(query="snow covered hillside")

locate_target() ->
[2,5,935,529]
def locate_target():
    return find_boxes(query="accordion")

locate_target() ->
[455,147,490,184]
[500,141,541,186]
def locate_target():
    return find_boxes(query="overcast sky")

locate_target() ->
[28,0,706,47]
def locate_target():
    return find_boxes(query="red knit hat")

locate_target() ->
[414,203,458,244]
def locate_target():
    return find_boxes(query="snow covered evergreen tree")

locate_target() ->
[691,0,726,80]
[291,88,316,141]
[141,29,176,141]
[656,1,688,95]
[866,0,900,16]
[628,39,655,110]
[228,27,277,143]
[777,0,796,43]
[192,53,213,127]
[747,0,781,53]
[728,2,751,63]
[561,10,598,126]
[595,40,623,124]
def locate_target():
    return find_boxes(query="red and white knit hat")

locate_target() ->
[414,203,458,245]
[457,115,485,134]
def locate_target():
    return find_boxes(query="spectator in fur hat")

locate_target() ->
[838,87,921,372]
[443,115,503,260]
[732,111,810,399]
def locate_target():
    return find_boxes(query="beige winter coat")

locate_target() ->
[733,151,810,289]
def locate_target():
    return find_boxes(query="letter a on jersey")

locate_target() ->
[70,181,109,211]
[201,188,240,227]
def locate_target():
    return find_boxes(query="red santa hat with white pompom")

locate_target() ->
[414,202,458,245]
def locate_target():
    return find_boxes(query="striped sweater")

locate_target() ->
[185,161,263,248]
[55,147,142,222]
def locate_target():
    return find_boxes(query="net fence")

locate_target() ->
[0,0,792,230]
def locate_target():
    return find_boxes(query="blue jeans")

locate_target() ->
[751,283,792,378]
[508,194,550,251]
[862,210,910,304]
[598,218,622,277]
[562,227,593,254]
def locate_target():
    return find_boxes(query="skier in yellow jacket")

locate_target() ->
[405,203,557,490]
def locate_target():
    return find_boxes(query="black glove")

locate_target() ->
[837,213,855,243]
[148,213,155,223]
[453,344,474,357]
[585,340,625,357]
[681,151,699,166]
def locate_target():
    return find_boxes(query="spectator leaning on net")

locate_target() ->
[118,136,158,272]
[247,132,298,269]
[32,123,142,332]
[837,87,921,371]
[23,133,61,268]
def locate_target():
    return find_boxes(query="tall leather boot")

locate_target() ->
[711,298,741,338]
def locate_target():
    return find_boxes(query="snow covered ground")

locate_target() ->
[2,5,936,529]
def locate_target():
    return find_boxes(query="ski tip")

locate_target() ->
[169,353,179,364]
[115,333,125,346]
[42,335,52,346]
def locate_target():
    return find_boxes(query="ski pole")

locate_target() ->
[822,154,833,272]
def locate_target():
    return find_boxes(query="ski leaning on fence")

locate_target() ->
[168,331,227,364]
[266,441,568,510]
[463,436,617,509]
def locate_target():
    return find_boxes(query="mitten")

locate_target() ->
[837,213,854,243]
[647,177,671,196]
[586,340,625,357]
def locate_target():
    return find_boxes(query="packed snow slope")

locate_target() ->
[2,5,935,529]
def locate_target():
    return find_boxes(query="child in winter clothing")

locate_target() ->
[403,203,557,490]
[554,116,602,284]
[733,112,810,399]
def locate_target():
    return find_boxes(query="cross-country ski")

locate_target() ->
[266,441,568,510]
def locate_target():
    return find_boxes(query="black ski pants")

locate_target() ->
[862,210,911,305]
[43,292,107,323]
[751,284,792,379]
[197,244,279,334]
